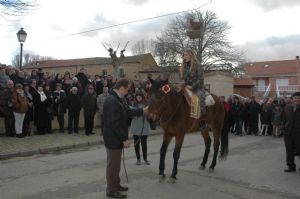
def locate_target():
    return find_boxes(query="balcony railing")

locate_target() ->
[256,86,268,92]
[278,85,300,92]
[255,85,300,92]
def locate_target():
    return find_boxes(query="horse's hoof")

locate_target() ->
[159,174,166,183]
[208,168,214,173]
[167,177,176,184]
[198,165,205,170]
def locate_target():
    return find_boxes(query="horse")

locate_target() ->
[146,78,228,183]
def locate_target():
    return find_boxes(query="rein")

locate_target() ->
[159,92,183,125]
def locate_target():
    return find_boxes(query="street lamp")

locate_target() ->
[16,28,27,70]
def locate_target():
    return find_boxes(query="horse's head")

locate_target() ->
[146,77,172,121]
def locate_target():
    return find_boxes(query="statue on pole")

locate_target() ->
[102,41,129,79]
[186,17,204,90]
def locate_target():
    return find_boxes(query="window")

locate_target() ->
[257,79,266,91]
[119,68,125,77]
[276,79,289,86]
[102,69,107,76]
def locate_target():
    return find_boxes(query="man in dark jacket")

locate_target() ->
[103,78,146,198]
[247,96,260,135]
[231,97,243,136]
[76,68,89,91]
[282,92,300,172]
[81,84,97,136]
[66,87,81,134]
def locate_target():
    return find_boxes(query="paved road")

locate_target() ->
[1,133,300,199]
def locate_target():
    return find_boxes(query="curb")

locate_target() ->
[0,129,162,160]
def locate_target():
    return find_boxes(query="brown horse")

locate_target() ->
[147,78,228,183]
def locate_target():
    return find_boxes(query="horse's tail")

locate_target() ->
[220,111,229,160]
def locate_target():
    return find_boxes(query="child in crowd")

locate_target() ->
[129,92,151,165]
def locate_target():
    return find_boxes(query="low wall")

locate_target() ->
[0,111,102,135]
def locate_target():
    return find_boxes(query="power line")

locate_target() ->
[26,0,212,45]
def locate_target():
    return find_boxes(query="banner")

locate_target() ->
[263,84,270,98]
[276,84,281,98]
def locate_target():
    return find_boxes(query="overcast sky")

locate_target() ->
[1,0,300,65]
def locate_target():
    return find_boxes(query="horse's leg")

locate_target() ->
[168,133,185,183]
[159,133,172,181]
[199,128,211,170]
[208,127,221,172]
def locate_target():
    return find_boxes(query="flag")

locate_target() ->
[263,84,270,98]
[276,84,281,98]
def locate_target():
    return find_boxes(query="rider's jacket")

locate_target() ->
[182,61,203,91]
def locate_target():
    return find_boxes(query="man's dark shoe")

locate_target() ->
[118,185,128,192]
[106,191,127,198]
[284,168,296,172]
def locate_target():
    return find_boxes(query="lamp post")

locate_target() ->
[16,28,27,70]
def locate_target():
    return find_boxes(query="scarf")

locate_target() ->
[38,91,47,102]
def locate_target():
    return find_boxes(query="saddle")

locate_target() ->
[181,86,215,119]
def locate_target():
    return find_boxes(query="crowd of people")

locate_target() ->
[1,60,299,198]
[0,66,148,138]
[225,94,290,138]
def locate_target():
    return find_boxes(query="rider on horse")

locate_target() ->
[179,49,207,128]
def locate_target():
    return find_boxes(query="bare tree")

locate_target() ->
[154,10,244,73]
[23,53,55,65]
[131,39,155,55]
[11,54,20,68]
[0,0,38,20]
[102,42,129,79]
[11,53,55,68]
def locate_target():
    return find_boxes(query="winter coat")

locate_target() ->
[81,93,97,116]
[0,87,14,116]
[53,90,66,115]
[11,90,29,113]
[97,93,108,115]
[247,101,260,122]
[260,105,273,125]
[129,104,150,136]
[272,109,283,125]
[66,93,81,113]
[76,72,89,90]
[103,90,143,149]
[231,102,243,119]
[283,105,300,137]
[283,104,300,154]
